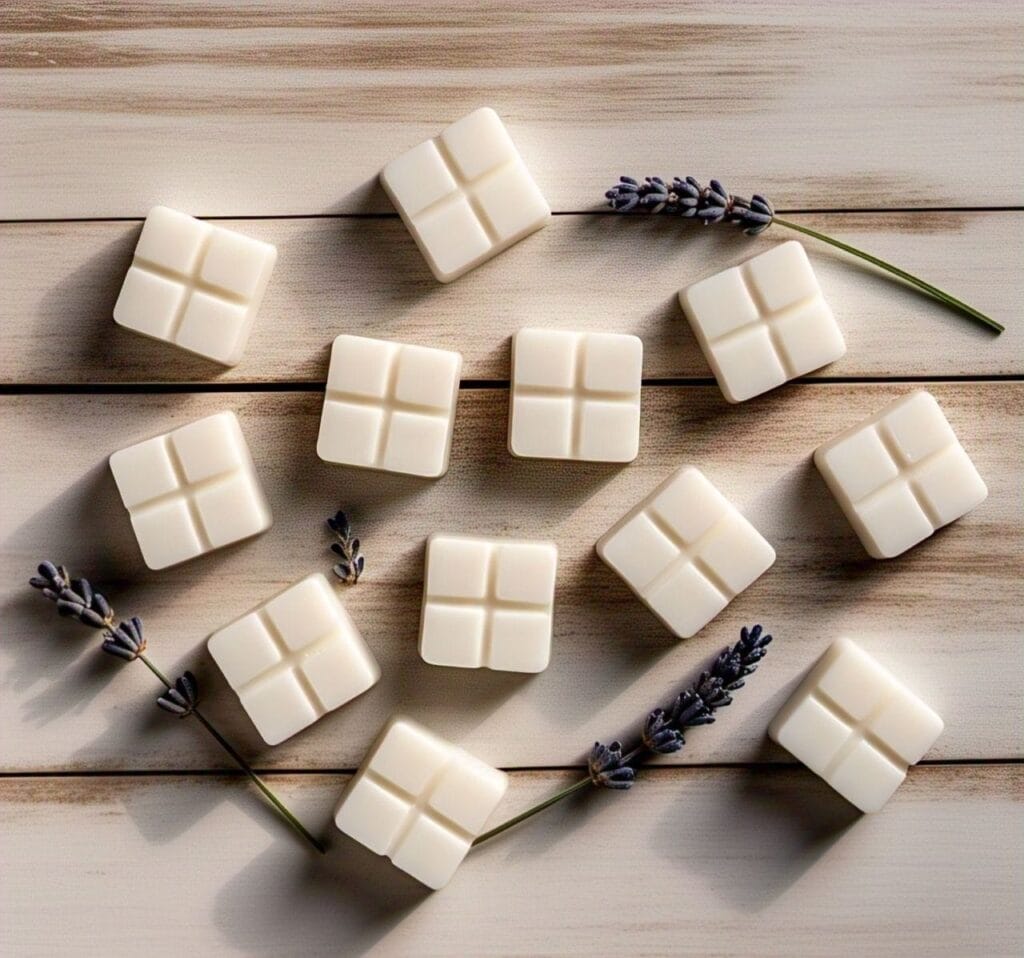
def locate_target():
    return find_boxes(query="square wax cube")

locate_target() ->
[113,206,277,365]
[419,534,558,673]
[769,638,943,812]
[317,334,463,478]
[814,390,987,558]
[334,716,508,889]
[508,328,643,462]
[596,466,775,638]
[208,573,380,745]
[679,241,845,402]
[380,107,551,282]
[108,411,272,570]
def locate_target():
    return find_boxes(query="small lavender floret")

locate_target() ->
[101,617,146,662]
[588,741,636,790]
[157,671,199,717]
[328,510,364,584]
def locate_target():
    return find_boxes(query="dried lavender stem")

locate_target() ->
[473,624,771,849]
[29,562,326,855]
[772,218,1003,333]
[604,175,1003,335]
[473,777,591,848]
[140,653,328,854]
[472,742,656,848]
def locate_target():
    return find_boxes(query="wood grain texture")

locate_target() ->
[2,2,1022,218]
[2,765,1021,956]
[3,384,1021,772]
[1,211,1019,384]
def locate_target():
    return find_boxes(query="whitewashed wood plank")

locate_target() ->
[1,765,1020,956]
[1,2,1021,218]
[1,385,1020,772]
[0,211,1018,384]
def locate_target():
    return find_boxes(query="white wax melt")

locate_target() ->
[679,240,845,402]
[208,573,380,746]
[113,206,277,365]
[317,334,463,478]
[419,534,558,673]
[509,328,643,462]
[770,638,943,813]
[597,466,775,638]
[335,716,508,889]
[109,411,272,570]
[814,390,987,558]
[380,107,550,282]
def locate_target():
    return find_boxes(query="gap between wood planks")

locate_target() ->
[1,376,1022,396]
[0,757,1020,779]
[0,206,1022,226]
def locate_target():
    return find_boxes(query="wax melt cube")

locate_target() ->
[208,573,379,745]
[317,334,462,478]
[679,241,845,402]
[335,716,508,889]
[509,328,643,462]
[770,638,943,812]
[419,534,558,673]
[597,466,775,638]
[380,107,551,282]
[109,411,272,570]
[814,390,987,558]
[113,206,277,365]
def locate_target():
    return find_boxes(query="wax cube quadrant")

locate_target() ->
[509,328,643,462]
[769,638,943,812]
[113,206,277,365]
[317,334,463,478]
[679,241,845,402]
[208,573,380,745]
[596,466,775,637]
[335,717,508,889]
[419,534,558,673]
[814,390,987,558]
[380,108,551,282]
[108,411,272,570]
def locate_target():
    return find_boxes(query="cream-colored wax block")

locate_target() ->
[509,328,643,462]
[208,573,380,746]
[108,411,272,570]
[814,390,988,558]
[419,534,558,673]
[317,334,462,478]
[113,206,277,365]
[679,240,845,402]
[335,716,508,889]
[380,107,551,282]
[596,466,775,638]
[769,638,944,813]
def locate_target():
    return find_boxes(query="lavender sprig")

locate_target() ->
[30,562,326,854]
[328,510,364,584]
[472,625,773,847]
[605,176,1002,334]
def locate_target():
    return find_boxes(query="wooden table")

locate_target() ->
[2,3,1022,955]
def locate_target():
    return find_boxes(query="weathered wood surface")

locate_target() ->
[2,2,1022,218]
[2,766,1021,957]
[1,211,1019,384]
[3,384,1021,772]
[3,1,1021,954]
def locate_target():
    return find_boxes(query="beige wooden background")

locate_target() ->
[1,3,1022,956]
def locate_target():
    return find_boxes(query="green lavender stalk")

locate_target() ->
[604,176,1003,334]
[29,561,326,854]
[473,625,773,848]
